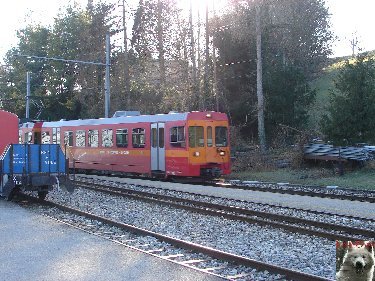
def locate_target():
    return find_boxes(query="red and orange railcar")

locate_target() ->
[19,111,231,178]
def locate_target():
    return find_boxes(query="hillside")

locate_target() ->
[308,51,375,132]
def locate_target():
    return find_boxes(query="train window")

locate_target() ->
[170,126,185,147]
[215,127,228,147]
[52,128,61,144]
[76,130,86,147]
[42,131,50,144]
[151,128,157,148]
[207,126,213,147]
[159,128,164,148]
[188,126,204,148]
[42,132,50,144]
[88,130,99,147]
[52,128,57,143]
[24,132,32,144]
[102,129,113,147]
[132,128,145,148]
[116,129,128,147]
[57,128,61,144]
[64,131,73,147]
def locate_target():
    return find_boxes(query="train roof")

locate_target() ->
[39,111,228,128]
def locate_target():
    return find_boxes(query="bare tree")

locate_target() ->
[122,0,130,108]
[189,0,197,99]
[256,2,266,152]
[157,0,166,87]
[349,31,361,57]
[203,1,210,110]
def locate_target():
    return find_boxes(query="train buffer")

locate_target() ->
[0,144,74,200]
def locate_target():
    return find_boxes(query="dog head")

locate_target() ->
[346,242,374,274]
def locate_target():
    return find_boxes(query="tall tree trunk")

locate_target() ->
[203,1,210,110]
[256,3,266,152]
[189,0,197,108]
[212,0,219,112]
[122,0,130,108]
[197,9,202,110]
[157,0,166,88]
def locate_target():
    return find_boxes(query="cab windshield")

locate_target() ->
[188,126,204,148]
[215,126,228,147]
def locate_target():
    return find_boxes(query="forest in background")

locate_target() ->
[0,0,364,148]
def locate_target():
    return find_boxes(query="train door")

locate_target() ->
[151,123,165,172]
[32,122,43,144]
[33,131,41,144]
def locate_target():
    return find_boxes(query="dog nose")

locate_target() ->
[355,261,364,269]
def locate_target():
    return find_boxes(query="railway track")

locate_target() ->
[73,178,374,241]
[80,172,375,203]
[225,180,375,203]
[22,194,331,281]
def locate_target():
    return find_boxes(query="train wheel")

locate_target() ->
[7,187,20,201]
[38,191,48,201]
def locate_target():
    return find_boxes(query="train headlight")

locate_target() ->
[206,113,212,118]
[219,151,225,156]
[193,151,200,157]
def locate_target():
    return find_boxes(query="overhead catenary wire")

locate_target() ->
[218,59,254,67]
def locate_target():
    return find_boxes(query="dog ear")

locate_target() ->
[365,242,373,253]
[348,241,353,251]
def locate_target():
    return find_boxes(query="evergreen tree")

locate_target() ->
[1,2,117,120]
[214,0,332,144]
[264,65,316,141]
[1,26,51,118]
[322,55,375,145]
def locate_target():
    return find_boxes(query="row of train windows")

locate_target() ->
[63,128,145,148]
[37,128,146,148]
[33,125,227,148]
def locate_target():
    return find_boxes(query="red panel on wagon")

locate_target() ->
[0,110,19,155]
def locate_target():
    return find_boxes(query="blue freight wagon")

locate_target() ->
[0,143,73,200]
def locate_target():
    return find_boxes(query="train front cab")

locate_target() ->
[163,112,231,178]
[187,113,230,178]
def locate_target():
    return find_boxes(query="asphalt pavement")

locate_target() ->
[0,199,221,281]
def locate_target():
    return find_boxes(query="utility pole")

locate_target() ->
[122,0,130,108]
[105,33,111,118]
[16,34,111,119]
[26,72,31,119]
[256,3,266,152]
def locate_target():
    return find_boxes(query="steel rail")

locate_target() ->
[39,197,331,281]
[224,182,375,203]
[75,180,373,241]
[77,175,375,222]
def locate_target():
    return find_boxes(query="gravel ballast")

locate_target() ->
[46,185,336,280]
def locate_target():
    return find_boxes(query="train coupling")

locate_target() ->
[200,167,222,178]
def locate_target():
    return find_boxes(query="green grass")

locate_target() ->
[230,168,375,190]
